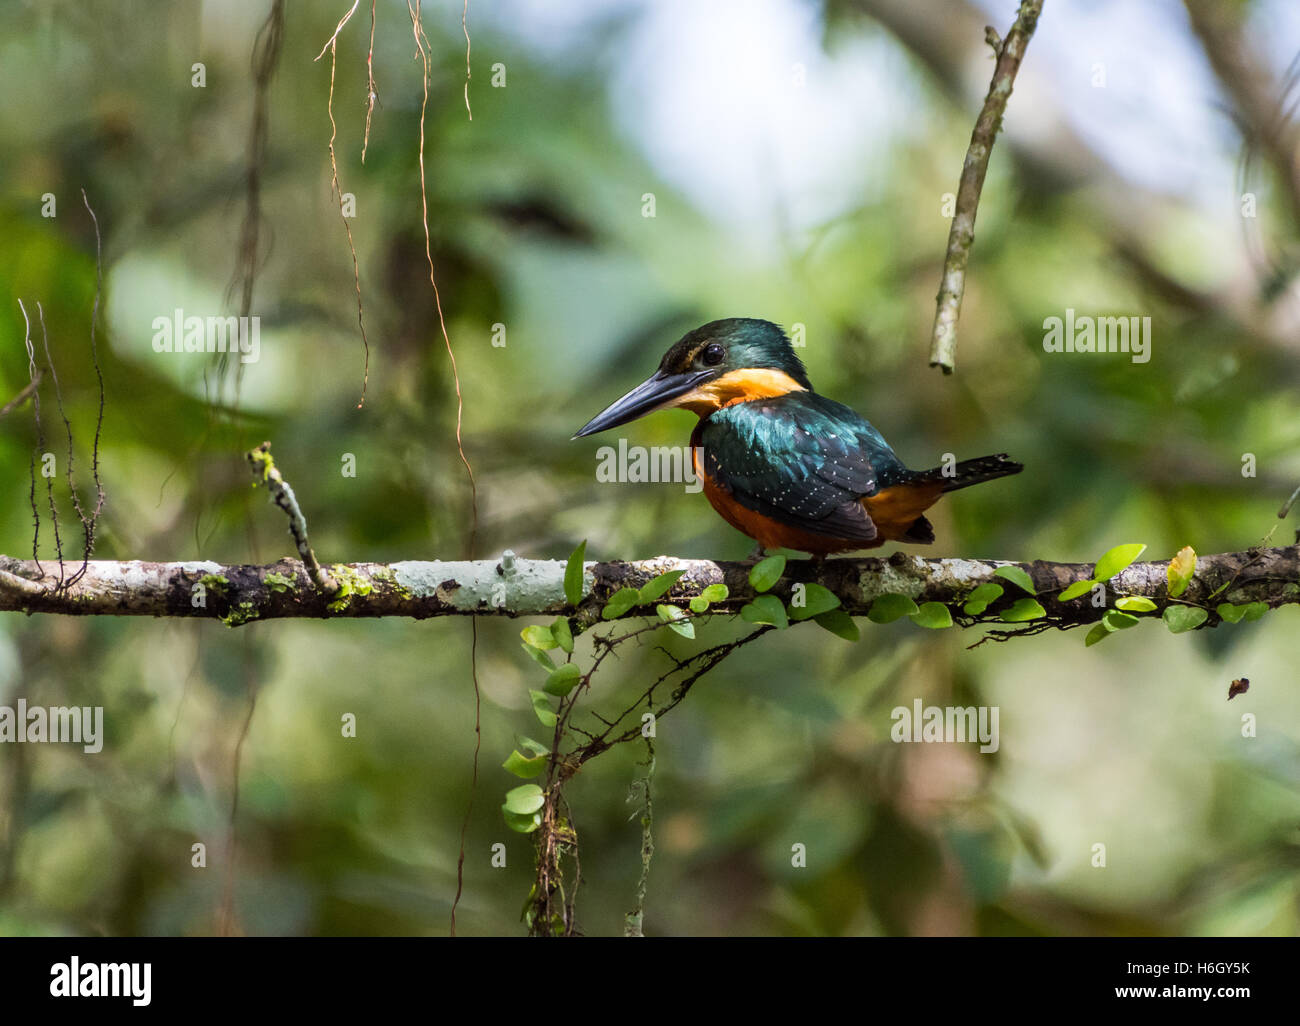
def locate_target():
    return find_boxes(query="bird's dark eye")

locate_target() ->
[702,342,725,366]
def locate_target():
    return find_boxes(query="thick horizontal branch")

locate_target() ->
[1,546,1296,632]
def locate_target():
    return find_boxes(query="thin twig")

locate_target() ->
[29,303,65,585]
[1280,482,1300,520]
[36,302,76,590]
[317,7,372,408]
[18,300,45,577]
[623,736,654,937]
[928,0,1044,373]
[0,373,41,420]
[70,190,108,590]
[314,0,360,61]
[217,639,259,937]
[462,0,472,121]
[362,0,379,160]
[226,0,285,403]
[407,0,478,558]
[404,2,485,935]
[245,442,336,593]
[449,616,481,937]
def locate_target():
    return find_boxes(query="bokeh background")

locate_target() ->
[2,0,1299,936]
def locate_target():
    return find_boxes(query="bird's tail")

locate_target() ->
[915,453,1023,493]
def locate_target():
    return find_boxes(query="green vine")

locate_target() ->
[504,540,855,935]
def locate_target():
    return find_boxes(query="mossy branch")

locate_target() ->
[1,546,1296,633]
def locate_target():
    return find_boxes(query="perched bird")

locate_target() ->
[574,318,1022,556]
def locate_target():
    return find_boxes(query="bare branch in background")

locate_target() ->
[0,373,41,421]
[928,0,1044,373]
[1280,483,1300,520]
[1183,0,1300,232]
[851,0,1299,366]
[225,0,285,403]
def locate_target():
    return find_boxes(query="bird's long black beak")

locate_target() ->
[572,368,716,438]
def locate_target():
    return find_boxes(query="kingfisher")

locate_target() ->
[574,318,1022,556]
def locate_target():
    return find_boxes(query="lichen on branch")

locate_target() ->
[1,546,1296,637]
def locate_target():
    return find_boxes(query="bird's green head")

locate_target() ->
[656,318,813,389]
[574,318,812,438]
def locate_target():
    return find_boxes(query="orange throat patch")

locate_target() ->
[670,368,806,415]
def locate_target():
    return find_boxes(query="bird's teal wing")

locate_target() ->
[698,392,910,542]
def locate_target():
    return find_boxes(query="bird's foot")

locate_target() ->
[743,542,767,565]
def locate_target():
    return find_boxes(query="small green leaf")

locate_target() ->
[1094,543,1146,582]
[994,565,1035,594]
[564,540,587,607]
[551,617,574,654]
[640,570,686,604]
[666,618,695,639]
[1102,610,1139,630]
[962,582,1004,615]
[521,643,556,671]
[701,583,729,603]
[748,555,787,593]
[787,582,841,621]
[521,625,557,650]
[813,608,860,641]
[529,689,557,727]
[868,593,920,624]
[1167,546,1195,599]
[656,604,695,638]
[1218,601,1268,623]
[1217,602,1245,623]
[601,587,641,620]
[1163,605,1208,633]
[519,884,539,921]
[516,736,550,757]
[503,750,547,778]
[503,809,542,833]
[689,582,730,615]
[1240,601,1268,621]
[543,663,582,696]
[741,594,788,628]
[910,602,953,629]
[999,598,1046,622]
[503,784,545,816]
[1058,580,1095,602]
[1114,596,1157,613]
[1084,622,1112,647]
